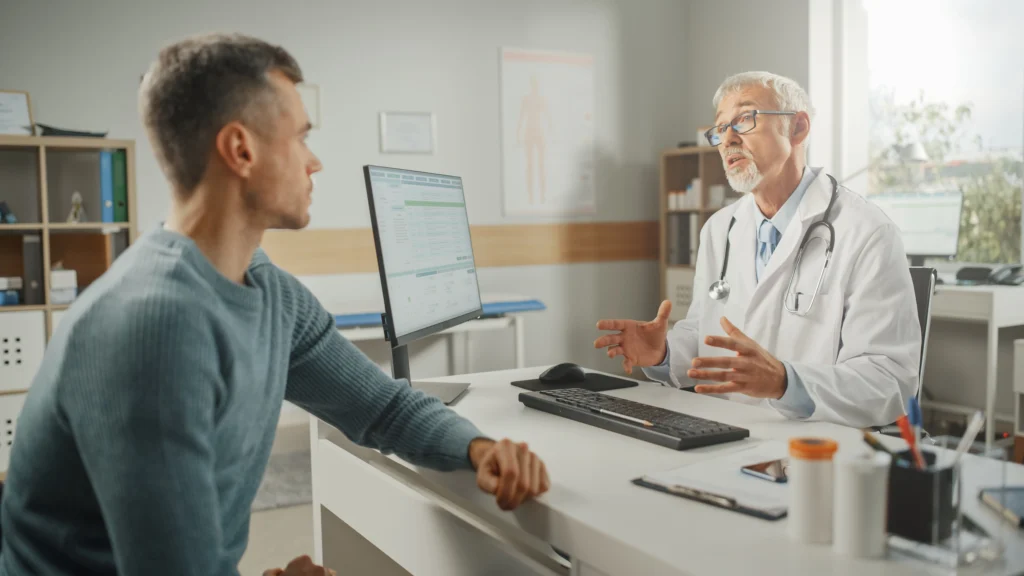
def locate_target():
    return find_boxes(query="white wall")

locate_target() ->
[681,0,811,139]
[0,0,688,387]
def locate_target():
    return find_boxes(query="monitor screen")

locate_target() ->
[869,191,963,257]
[365,166,482,341]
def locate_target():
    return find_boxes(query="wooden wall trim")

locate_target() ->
[261,221,658,276]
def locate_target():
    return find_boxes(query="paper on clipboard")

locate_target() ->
[640,440,790,511]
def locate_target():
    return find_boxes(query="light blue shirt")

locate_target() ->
[647,167,820,419]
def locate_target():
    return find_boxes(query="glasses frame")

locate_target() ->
[705,110,797,146]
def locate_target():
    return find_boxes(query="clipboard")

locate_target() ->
[632,477,787,521]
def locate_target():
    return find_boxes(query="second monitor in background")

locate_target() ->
[869,190,963,267]
[363,165,482,404]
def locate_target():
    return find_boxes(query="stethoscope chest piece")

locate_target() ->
[708,279,731,301]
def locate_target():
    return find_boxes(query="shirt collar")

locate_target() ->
[752,166,821,237]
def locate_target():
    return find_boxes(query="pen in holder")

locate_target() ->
[887,449,954,544]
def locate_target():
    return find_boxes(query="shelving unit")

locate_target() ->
[0,135,137,399]
[658,146,737,321]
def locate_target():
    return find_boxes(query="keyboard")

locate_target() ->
[518,388,749,450]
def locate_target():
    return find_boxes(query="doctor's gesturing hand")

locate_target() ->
[689,317,787,399]
[594,300,673,374]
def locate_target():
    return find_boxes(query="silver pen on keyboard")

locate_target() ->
[592,407,653,427]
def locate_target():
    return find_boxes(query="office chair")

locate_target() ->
[879,266,937,438]
[909,266,938,401]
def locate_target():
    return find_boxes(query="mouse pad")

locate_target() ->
[511,373,639,392]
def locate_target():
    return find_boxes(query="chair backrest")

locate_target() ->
[908,267,937,400]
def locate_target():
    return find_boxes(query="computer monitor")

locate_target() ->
[869,191,964,266]
[364,165,482,402]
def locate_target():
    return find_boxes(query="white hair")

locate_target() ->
[713,71,815,124]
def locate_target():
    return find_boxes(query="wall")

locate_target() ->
[0,0,689,415]
[681,0,811,140]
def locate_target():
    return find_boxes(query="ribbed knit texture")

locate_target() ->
[0,228,483,576]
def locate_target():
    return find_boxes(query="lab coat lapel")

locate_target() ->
[722,196,757,331]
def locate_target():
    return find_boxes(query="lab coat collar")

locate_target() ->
[751,167,829,294]
[795,167,831,224]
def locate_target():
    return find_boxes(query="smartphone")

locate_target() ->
[741,458,789,483]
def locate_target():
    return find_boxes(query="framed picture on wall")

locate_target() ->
[0,90,34,136]
[379,111,436,154]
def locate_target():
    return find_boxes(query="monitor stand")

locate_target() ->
[391,343,470,406]
[909,256,926,267]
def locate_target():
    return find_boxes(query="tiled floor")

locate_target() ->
[237,504,315,575]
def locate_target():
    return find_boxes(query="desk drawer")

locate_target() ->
[932,289,992,321]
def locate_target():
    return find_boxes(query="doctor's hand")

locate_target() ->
[470,438,550,511]
[688,317,788,399]
[594,300,672,375]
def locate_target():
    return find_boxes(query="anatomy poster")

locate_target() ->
[501,48,595,215]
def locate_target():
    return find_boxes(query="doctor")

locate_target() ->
[595,71,921,428]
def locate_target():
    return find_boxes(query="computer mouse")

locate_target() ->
[539,362,586,384]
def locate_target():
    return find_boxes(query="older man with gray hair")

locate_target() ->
[596,71,921,428]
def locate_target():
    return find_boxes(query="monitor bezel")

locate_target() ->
[363,164,484,349]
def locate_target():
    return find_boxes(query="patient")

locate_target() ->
[0,33,548,576]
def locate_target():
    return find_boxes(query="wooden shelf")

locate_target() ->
[0,305,47,312]
[663,145,719,158]
[50,304,70,311]
[666,264,694,270]
[0,135,133,150]
[667,209,703,214]
[48,222,130,231]
[0,224,44,231]
[0,389,29,397]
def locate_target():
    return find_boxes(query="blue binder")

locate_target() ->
[99,150,114,222]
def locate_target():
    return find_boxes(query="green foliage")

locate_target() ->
[868,89,1022,263]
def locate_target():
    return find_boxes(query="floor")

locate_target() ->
[238,504,315,575]
[238,422,316,575]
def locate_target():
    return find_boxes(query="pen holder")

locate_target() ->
[886,450,954,544]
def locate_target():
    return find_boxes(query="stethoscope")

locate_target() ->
[708,174,839,316]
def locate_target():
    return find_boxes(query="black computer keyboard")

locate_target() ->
[518,388,749,450]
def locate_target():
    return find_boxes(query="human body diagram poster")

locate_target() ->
[500,48,596,216]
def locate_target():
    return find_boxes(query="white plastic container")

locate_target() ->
[788,437,838,544]
[834,451,891,558]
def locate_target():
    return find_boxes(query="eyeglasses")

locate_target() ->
[704,110,796,146]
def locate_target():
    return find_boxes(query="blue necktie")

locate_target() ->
[756,219,780,283]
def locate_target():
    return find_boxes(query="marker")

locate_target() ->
[908,397,923,445]
[951,411,985,467]
[897,415,926,469]
[861,430,894,455]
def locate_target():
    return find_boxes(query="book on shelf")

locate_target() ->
[666,213,699,266]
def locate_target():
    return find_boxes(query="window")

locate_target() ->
[861,0,1024,264]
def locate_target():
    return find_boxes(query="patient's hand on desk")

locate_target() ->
[469,438,550,510]
[594,300,672,374]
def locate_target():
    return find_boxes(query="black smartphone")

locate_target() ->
[740,458,789,483]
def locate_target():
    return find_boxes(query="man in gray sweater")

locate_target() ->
[0,34,549,576]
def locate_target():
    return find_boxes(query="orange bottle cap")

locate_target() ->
[789,437,839,460]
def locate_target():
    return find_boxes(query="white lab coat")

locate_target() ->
[656,171,921,428]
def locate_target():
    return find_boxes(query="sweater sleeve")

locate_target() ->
[59,296,237,576]
[282,274,484,471]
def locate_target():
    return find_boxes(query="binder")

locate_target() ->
[112,150,128,222]
[99,150,114,222]
[21,234,43,305]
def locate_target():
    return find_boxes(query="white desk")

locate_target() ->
[310,368,1024,576]
[928,285,1024,449]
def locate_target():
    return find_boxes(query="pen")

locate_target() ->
[951,411,984,467]
[897,415,926,469]
[593,407,653,427]
[908,397,923,446]
[666,484,738,508]
[861,430,894,455]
